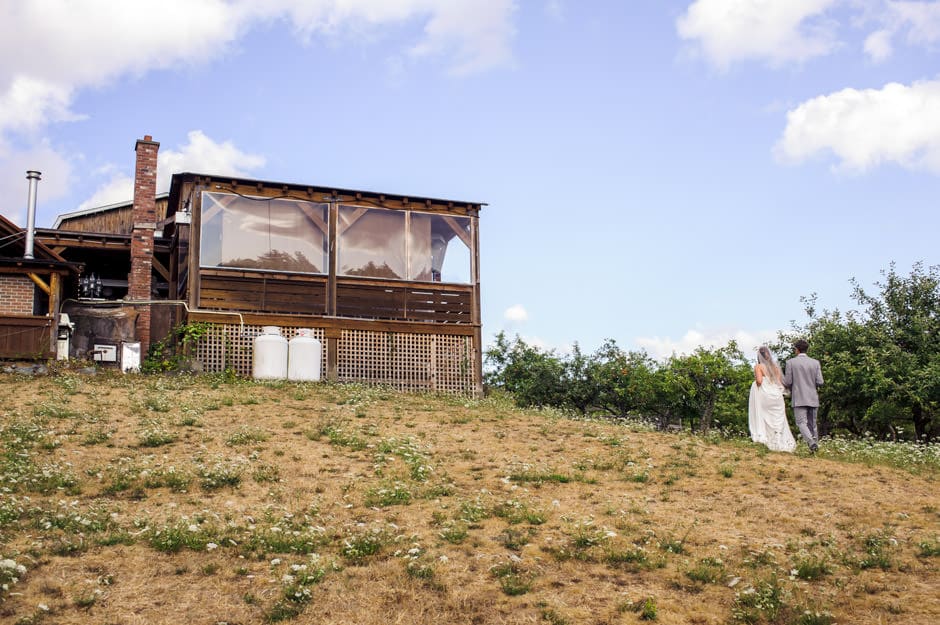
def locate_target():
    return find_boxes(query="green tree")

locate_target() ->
[796,263,940,441]
[661,343,752,434]
[483,332,566,408]
[589,340,659,420]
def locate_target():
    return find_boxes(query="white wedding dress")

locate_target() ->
[748,378,796,452]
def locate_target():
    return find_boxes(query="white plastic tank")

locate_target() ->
[288,328,322,382]
[253,326,288,380]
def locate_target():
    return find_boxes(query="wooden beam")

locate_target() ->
[200,191,243,226]
[151,256,171,282]
[337,207,368,235]
[185,310,477,336]
[27,273,51,295]
[293,201,329,235]
[442,216,472,249]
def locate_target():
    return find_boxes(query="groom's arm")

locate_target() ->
[782,361,792,388]
[815,362,823,387]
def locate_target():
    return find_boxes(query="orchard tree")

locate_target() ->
[799,263,940,441]
[588,340,660,420]
[852,262,940,440]
[484,332,566,408]
[661,343,751,434]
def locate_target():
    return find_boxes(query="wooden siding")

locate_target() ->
[196,269,471,324]
[335,279,472,323]
[57,197,170,234]
[197,269,327,315]
[0,316,54,359]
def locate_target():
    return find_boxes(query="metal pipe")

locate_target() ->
[59,298,246,336]
[24,170,41,259]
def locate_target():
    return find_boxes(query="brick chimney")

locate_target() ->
[129,135,159,355]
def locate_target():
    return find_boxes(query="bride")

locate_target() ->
[748,346,796,452]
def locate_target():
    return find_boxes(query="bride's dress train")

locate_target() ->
[748,381,796,452]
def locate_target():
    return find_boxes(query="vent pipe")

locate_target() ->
[24,170,41,259]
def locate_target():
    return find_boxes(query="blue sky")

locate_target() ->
[1,1,938,358]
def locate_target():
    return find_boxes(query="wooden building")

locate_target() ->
[40,136,485,395]
[0,213,77,359]
[164,173,484,395]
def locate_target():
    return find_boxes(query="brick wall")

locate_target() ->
[0,275,35,315]
[129,135,159,354]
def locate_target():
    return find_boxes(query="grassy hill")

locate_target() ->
[0,372,937,625]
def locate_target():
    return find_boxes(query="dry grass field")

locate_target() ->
[0,371,937,625]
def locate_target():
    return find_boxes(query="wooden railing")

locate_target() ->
[198,269,327,315]
[335,278,472,323]
[197,269,472,324]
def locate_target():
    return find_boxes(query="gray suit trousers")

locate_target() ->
[793,406,818,447]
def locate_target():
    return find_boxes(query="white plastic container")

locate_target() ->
[121,342,141,373]
[252,326,288,380]
[288,328,322,382]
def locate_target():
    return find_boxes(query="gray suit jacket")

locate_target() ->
[783,353,824,407]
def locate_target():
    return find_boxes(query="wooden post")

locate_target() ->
[470,214,483,397]
[326,202,338,381]
[325,327,341,381]
[327,202,337,316]
[49,271,60,356]
[189,188,202,312]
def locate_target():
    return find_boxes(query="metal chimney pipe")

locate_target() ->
[24,170,41,259]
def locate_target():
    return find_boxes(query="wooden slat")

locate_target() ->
[198,272,327,315]
[336,276,473,292]
[0,316,54,359]
[186,310,476,336]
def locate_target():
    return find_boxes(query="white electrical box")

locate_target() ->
[93,344,118,362]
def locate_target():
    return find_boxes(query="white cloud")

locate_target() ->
[676,0,840,70]
[0,141,72,225]
[863,1,940,61]
[156,130,265,191]
[406,0,517,75]
[77,130,265,211]
[75,175,134,214]
[0,1,516,140]
[0,77,83,139]
[0,1,242,138]
[775,79,940,173]
[503,304,529,323]
[635,327,778,360]
[864,28,894,61]
[484,332,573,357]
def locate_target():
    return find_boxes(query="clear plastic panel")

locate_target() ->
[411,213,471,283]
[338,206,406,279]
[200,192,328,273]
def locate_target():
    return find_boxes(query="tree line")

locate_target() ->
[484,263,939,442]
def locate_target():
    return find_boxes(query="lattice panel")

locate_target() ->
[194,323,475,395]
[337,330,474,395]
[432,334,476,394]
[195,323,327,377]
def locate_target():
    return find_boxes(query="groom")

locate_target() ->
[783,339,824,453]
